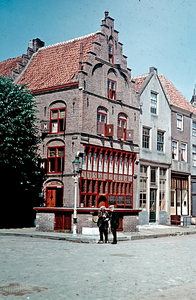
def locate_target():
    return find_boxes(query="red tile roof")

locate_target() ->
[158,74,196,114]
[133,73,196,114]
[132,74,148,93]
[16,33,97,91]
[0,56,22,77]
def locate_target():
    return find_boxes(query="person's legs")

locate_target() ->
[104,229,108,243]
[99,228,103,243]
[112,227,117,244]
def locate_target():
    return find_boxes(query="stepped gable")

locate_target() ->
[132,74,148,93]
[16,33,98,92]
[159,74,196,114]
[0,56,22,77]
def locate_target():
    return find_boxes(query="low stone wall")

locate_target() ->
[123,215,138,232]
[36,213,55,232]
[77,214,98,234]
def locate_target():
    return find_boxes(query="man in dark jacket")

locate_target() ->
[97,206,109,243]
[109,205,119,244]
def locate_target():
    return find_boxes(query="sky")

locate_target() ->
[0,0,196,101]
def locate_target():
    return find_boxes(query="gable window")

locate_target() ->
[118,114,127,141]
[181,143,187,162]
[193,121,196,136]
[172,141,178,160]
[157,131,164,152]
[142,127,150,149]
[50,108,66,134]
[177,114,182,130]
[150,92,157,114]
[48,147,65,173]
[108,43,113,64]
[193,145,196,167]
[108,79,116,100]
[97,109,107,136]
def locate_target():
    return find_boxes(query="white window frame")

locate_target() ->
[150,92,158,114]
[181,143,187,162]
[193,145,196,167]
[193,121,196,137]
[157,131,164,152]
[177,114,183,131]
[172,140,178,160]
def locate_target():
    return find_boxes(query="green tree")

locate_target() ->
[0,75,44,228]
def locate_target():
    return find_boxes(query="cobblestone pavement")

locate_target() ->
[0,235,196,299]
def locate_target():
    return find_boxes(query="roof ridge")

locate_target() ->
[132,73,148,79]
[39,31,100,51]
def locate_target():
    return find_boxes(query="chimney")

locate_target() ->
[149,67,158,74]
[28,38,45,53]
[105,11,109,18]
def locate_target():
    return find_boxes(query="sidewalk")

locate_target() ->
[1,224,196,243]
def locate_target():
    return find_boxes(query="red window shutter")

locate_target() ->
[41,120,50,133]
[117,127,124,139]
[106,124,114,137]
[97,122,105,135]
[126,129,134,141]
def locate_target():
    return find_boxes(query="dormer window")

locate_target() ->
[108,43,113,64]
[108,79,116,100]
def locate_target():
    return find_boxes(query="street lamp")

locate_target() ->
[72,155,81,235]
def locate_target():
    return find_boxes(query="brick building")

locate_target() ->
[10,11,140,232]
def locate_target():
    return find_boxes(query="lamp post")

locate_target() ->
[72,155,81,235]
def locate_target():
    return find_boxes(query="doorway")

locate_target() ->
[150,189,156,222]
[46,187,63,207]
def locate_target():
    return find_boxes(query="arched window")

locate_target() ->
[107,69,117,100]
[50,107,66,134]
[117,113,127,141]
[97,107,107,136]
[108,42,114,64]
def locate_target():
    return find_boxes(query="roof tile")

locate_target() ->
[0,56,22,77]
[16,33,97,91]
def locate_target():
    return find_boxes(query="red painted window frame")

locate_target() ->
[108,43,114,64]
[108,79,116,100]
[80,145,136,209]
[118,116,127,141]
[50,107,66,134]
[47,146,65,174]
[97,111,107,136]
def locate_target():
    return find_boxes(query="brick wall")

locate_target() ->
[76,213,98,234]
[123,215,138,232]
[36,213,55,231]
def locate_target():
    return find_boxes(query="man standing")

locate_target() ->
[109,205,119,244]
[97,206,109,243]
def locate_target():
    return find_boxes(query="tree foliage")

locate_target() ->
[0,76,44,228]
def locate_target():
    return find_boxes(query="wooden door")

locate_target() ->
[46,188,56,207]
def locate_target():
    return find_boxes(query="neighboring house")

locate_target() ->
[1,12,140,232]
[190,88,196,217]
[159,75,196,223]
[0,38,44,79]
[133,67,171,224]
